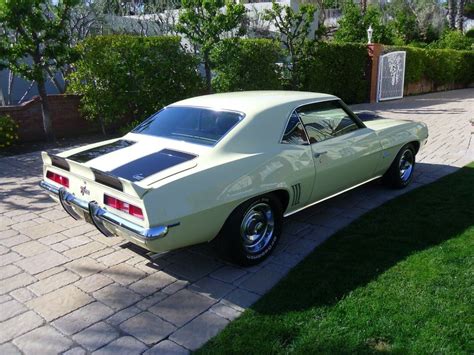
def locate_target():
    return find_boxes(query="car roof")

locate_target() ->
[169,91,337,114]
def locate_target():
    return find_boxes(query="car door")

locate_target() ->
[297,100,382,202]
[280,111,317,211]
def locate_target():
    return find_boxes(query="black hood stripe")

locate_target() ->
[109,149,197,182]
[67,140,136,163]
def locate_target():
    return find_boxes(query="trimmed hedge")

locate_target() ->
[210,40,370,103]
[388,46,474,87]
[211,38,283,92]
[299,42,370,104]
[67,36,474,119]
[68,35,203,130]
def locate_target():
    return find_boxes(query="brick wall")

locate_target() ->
[0,94,97,142]
[405,79,469,96]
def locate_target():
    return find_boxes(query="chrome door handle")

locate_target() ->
[314,151,328,158]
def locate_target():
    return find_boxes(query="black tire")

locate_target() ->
[383,143,416,189]
[216,194,283,266]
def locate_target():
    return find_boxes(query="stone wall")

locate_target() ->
[0,95,96,142]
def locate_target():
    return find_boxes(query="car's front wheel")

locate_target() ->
[383,143,416,188]
[218,194,283,266]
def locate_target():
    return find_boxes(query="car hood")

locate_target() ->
[61,134,210,185]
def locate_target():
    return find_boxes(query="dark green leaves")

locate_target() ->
[334,2,394,45]
[263,1,317,89]
[0,0,80,82]
[67,35,203,131]
[177,0,246,54]
[211,38,283,92]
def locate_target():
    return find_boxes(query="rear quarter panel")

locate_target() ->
[140,104,316,251]
[142,146,315,252]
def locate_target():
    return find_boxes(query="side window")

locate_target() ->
[282,112,309,145]
[297,101,360,144]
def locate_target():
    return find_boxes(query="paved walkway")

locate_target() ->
[1,89,473,354]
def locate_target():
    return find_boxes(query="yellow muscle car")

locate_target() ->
[40,91,428,265]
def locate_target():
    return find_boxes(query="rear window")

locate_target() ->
[132,107,243,146]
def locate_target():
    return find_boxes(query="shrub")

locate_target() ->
[68,35,203,133]
[0,115,19,148]
[388,46,427,84]
[298,42,370,104]
[211,38,283,92]
[388,46,474,87]
[426,49,474,86]
[430,29,474,50]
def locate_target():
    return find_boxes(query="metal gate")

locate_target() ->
[377,51,406,102]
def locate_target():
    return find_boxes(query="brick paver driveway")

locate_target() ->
[1,89,473,354]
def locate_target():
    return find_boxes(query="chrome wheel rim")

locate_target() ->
[399,149,414,182]
[240,202,275,254]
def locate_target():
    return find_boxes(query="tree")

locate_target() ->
[456,0,466,31]
[391,7,419,43]
[334,2,394,44]
[386,0,421,44]
[403,0,446,42]
[177,0,246,93]
[448,0,457,29]
[263,2,316,89]
[0,0,79,141]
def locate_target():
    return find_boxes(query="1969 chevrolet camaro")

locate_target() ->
[40,91,428,265]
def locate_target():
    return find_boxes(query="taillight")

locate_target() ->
[104,195,144,219]
[46,170,69,188]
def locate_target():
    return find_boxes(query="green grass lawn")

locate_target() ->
[199,163,474,354]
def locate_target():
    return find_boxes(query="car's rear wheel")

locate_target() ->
[217,194,283,266]
[383,143,416,188]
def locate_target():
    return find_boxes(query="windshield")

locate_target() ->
[131,106,243,146]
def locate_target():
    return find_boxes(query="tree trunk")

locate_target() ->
[37,78,55,142]
[203,52,212,94]
[448,0,456,29]
[456,0,465,31]
[360,0,367,14]
[291,60,299,90]
[99,116,107,136]
[0,86,5,106]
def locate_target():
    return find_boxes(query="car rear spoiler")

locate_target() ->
[41,152,150,198]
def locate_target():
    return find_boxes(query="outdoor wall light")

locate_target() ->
[367,25,373,44]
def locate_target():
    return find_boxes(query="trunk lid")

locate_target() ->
[66,137,201,185]
[42,136,208,225]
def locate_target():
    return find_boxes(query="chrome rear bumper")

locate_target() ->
[39,180,168,242]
